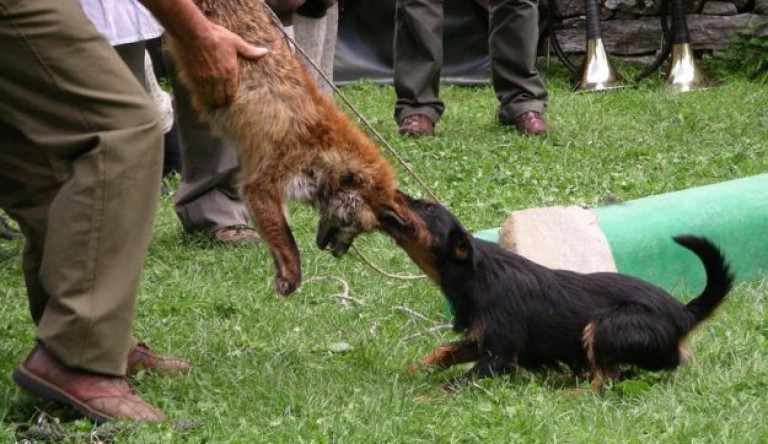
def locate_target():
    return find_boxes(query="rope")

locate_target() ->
[352,244,426,280]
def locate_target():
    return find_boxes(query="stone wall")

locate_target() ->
[549,0,768,55]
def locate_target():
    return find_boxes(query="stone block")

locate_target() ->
[498,206,617,273]
[702,1,738,16]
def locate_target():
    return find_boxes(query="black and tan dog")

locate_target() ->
[380,191,734,391]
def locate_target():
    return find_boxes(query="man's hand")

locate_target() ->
[139,0,269,107]
[174,23,268,108]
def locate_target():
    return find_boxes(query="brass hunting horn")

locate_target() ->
[574,0,625,90]
[547,0,625,91]
[635,0,707,90]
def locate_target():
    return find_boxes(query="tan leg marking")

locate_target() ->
[407,341,480,375]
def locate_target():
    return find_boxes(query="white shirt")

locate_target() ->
[75,0,163,46]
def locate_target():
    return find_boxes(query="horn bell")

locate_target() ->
[664,42,707,92]
[574,37,626,92]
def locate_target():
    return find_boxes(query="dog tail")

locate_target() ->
[674,235,734,324]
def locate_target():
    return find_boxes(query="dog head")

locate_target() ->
[377,190,473,282]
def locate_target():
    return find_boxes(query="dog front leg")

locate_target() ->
[408,339,481,374]
[244,186,302,296]
[441,355,514,392]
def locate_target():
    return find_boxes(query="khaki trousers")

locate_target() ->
[0,0,162,375]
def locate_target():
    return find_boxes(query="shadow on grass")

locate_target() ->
[412,364,672,399]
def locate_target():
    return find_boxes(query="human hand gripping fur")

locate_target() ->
[139,0,269,107]
[173,22,269,107]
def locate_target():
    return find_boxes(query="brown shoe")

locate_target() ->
[127,342,192,375]
[398,113,435,136]
[12,343,164,424]
[211,224,261,245]
[510,111,549,135]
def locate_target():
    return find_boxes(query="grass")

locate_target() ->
[2,60,768,442]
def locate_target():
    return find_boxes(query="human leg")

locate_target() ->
[393,0,445,134]
[114,41,149,92]
[320,4,338,94]
[165,53,257,242]
[294,11,331,96]
[488,0,549,133]
[0,0,165,422]
[0,0,163,375]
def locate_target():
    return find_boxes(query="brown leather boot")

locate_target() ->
[510,111,549,135]
[126,342,192,375]
[211,224,261,245]
[12,343,164,424]
[398,113,435,136]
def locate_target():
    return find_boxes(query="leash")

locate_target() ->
[260,2,428,280]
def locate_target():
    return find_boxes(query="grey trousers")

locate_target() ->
[0,0,162,375]
[165,55,251,235]
[294,4,339,97]
[393,0,548,124]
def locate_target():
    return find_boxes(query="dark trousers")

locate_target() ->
[393,0,548,124]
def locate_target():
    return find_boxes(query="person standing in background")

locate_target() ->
[393,0,549,137]
[294,0,339,97]
[75,0,181,177]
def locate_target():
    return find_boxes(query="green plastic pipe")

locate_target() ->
[473,173,768,297]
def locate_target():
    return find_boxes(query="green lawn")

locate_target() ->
[2,61,768,442]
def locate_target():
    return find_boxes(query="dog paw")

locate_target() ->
[275,274,300,296]
[406,363,421,375]
[439,382,458,394]
[566,388,592,397]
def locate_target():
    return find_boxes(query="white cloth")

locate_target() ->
[144,52,174,133]
[74,0,163,46]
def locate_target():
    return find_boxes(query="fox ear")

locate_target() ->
[448,227,472,261]
[378,206,412,230]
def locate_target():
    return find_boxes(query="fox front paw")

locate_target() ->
[275,273,300,296]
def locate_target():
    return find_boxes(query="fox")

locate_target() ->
[167,0,408,295]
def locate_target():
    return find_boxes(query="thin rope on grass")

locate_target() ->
[403,324,452,341]
[394,305,451,341]
[304,276,364,306]
[394,305,434,323]
[351,245,426,280]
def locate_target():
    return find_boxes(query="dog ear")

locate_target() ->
[448,227,472,261]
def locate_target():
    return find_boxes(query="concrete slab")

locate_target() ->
[498,206,617,273]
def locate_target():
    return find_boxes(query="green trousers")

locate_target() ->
[0,0,162,375]
[393,0,548,124]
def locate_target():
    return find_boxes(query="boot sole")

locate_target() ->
[12,366,111,424]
